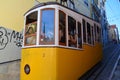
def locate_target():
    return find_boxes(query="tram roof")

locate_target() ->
[25,2,100,24]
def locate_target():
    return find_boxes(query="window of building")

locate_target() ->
[59,10,66,46]
[82,19,86,43]
[25,11,38,46]
[77,22,82,48]
[84,0,89,6]
[68,16,77,47]
[40,9,55,45]
[87,22,92,44]
[68,0,75,9]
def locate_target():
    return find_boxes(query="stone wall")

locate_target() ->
[0,60,20,80]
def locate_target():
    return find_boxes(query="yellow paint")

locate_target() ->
[21,48,57,80]
[21,43,102,80]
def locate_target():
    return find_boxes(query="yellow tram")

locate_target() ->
[21,2,103,80]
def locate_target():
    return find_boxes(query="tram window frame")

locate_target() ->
[87,22,92,44]
[40,8,55,45]
[77,22,82,48]
[68,16,77,47]
[59,10,66,46]
[82,19,87,43]
[24,11,38,46]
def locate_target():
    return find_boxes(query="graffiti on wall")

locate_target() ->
[0,26,23,50]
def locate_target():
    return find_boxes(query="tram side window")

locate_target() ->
[25,11,38,45]
[40,9,55,45]
[68,16,77,47]
[87,22,92,44]
[59,10,66,46]
[97,26,101,42]
[91,26,95,45]
[78,22,82,48]
[82,19,86,43]
[94,24,97,41]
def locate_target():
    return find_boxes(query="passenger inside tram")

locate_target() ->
[25,24,36,45]
[59,23,65,43]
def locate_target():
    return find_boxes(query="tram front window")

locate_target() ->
[40,9,55,45]
[25,11,37,46]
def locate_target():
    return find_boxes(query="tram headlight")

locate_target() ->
[24,64,30,74]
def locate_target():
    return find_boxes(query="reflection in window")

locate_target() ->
[82,19,86,43]
[68,16,77,47]
[25,11,37,45]
[59,10,66,46]
[87,22,91,44]
[40,9,55,44]
[78,22,82,48]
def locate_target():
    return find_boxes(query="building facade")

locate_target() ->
[109,25,119,43]
[99,0,109,46]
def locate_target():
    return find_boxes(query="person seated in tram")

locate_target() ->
[59,23,66,43]
[25,24,36,45]
[68,31,77,47]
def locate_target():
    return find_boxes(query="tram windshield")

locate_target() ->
[40,9,55,44]
[24,9,55,46]
[25,11,38,45]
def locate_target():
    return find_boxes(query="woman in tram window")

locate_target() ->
[25,24,36,45]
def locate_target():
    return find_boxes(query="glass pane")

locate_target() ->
[25,11,37,45]
[78,22,82,48]
[68,16,77,47]
[87,22,91,44]
[82,19,86,43]
[94,24,97,41]
[97,26,101,42]
[91,26,94,45]
[40,9,55,44]
[59,10,66,46]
